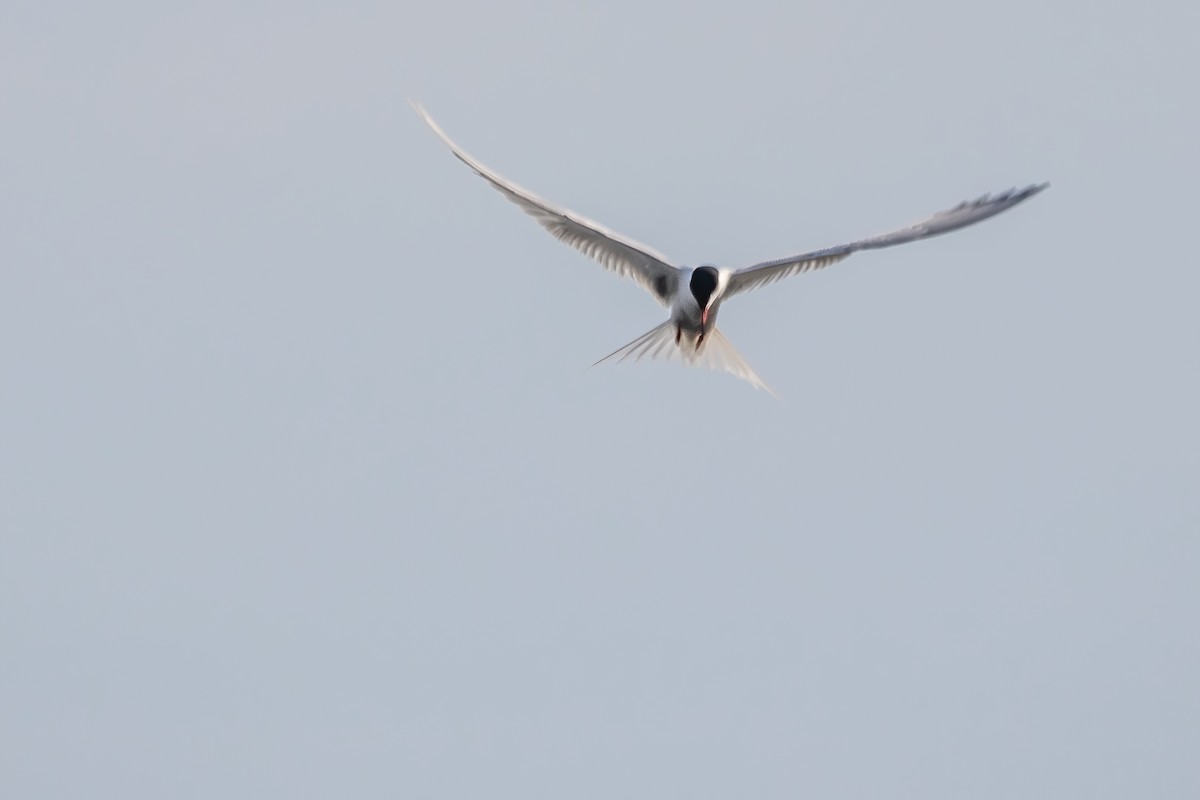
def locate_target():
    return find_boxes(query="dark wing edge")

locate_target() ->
[725,183,1049,298]
[411,100,681,306]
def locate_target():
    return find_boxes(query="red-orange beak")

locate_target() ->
[701,308,709,326]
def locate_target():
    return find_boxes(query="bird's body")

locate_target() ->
[413,102,1046,393]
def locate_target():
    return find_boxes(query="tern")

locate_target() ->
[413,102,1046,393]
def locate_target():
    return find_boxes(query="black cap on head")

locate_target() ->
[689,266,719,308]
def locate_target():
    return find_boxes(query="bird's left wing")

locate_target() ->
[724,183,1048,298]
[412,101,681,307]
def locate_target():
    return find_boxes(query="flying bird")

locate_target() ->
[413,102,1047,393]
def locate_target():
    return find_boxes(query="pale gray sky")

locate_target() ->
[3,2,1198,798]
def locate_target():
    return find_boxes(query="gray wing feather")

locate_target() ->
[725,183,1048,297]
[413,101,681,306]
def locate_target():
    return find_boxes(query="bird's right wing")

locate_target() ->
[413,101,681,307]
[724,183,1048,298]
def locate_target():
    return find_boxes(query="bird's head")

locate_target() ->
[690,266,720,324]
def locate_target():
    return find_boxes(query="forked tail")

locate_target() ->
[592,322,776,395]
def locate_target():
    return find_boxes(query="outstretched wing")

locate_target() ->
[413,101,681,306]
[725,183,1048,298]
